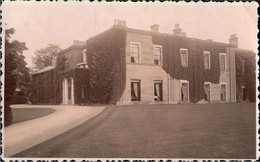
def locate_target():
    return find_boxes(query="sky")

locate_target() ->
[2,1,258,68]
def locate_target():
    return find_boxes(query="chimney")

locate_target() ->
[173,23,183,36]
[73,40,86,46]
[52,55,57,67]
[150,24,159,33]
[229,34,238,48]
[113,19,127,28]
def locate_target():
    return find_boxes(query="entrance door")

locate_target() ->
[181,82,189,102]
[204,83,211,101]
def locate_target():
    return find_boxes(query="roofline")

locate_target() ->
[57,44,86,55]
[126,27,229,47]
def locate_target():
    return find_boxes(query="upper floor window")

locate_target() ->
[219,53,226,71]
[180,48,188,67]
[154,45,162,65]
[241,59,245,75]
[82,48,87,62]
[130,42,140,64]
[203,51,211,69]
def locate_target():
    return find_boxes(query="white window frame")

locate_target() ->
[130,42,141,64]
[203,51,211,69]
[130,79,141,101]
[204,82,211,101]
[153,45,163,66]
[219,53,227,71]
[180,48,188,67]
[180,80,189,102]
[220,83,227,101]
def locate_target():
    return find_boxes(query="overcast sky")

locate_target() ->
[2,2,258,68]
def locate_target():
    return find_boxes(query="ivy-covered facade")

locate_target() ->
[31,21,256,105]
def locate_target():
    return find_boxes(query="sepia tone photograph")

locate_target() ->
[1,1,258,160]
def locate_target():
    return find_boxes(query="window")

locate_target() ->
[241,86,246,101]
[82,86,87,98]
[130,43,140,64]
[241,59,245,75]
[154,45,162,65]
[221,84,226,101]
[82,48,87,62]
[204,51,211,69]
[131,80,141,101]
[181,81,189,101]
[68,78,72,100]
[219,53,226,71]
[154,81,163,101]
[180,48,188,67]
[204,82,211,101]
[65,58,69,69]
[68,87,71,100]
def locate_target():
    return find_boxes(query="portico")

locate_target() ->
[62,77,75,104]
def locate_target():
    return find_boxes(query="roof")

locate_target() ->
[33,66,55,75]
[57,40,86,56]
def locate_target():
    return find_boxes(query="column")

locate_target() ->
[64,78,68,104]
[62,79,65,104]
[71,77,75,104]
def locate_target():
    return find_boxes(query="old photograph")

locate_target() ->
[1,1,258,160]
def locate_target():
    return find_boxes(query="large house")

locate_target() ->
[31,20,256,105]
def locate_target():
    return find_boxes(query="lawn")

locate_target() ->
[13,103,256,159]
[11,108,56,124]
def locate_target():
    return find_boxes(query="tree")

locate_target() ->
[5,28,28,126]
[32,44,62,71]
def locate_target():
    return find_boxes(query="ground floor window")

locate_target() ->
[204,82,211,101]
[82,86,87,98]
[181,81,189,101]
[241,86,246,101]
[68,87,71,99]
[221,84,226,101]
[154,81,163,101]
[131,80,141,101]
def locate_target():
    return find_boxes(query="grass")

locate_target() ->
[13,103,256,159]
[11,108,56,124]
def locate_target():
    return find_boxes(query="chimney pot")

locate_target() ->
[113,19,127,28]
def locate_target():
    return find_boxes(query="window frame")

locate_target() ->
[130,42,141,64]
[180,80,189,102]
[204,82,211,101]
[130,79,141,101]
[203,51,211,69]
[220,83,227,101]
[153,45,163,66]
[219,53,227,71]
[180,48,188,67]
[81,86,87,98]
[154,80,163,101]
[241,59,245,75]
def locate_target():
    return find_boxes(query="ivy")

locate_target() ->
[152,35,225,103]
[86,27,127,104]
[235,50,256,102]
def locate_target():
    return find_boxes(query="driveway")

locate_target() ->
[4,104,105,157]
[11,103,256,159]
